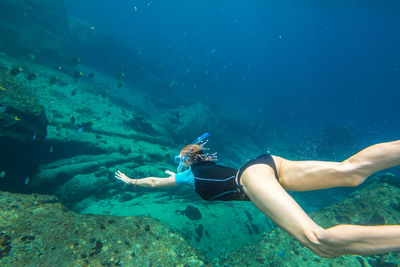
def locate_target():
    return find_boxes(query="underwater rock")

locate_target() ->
[180,205,202,221]
[378,172,400,188]
[0,191,206,266]
[219,179,400,266]
[0,0,71,64]
[0,62,47,190]
[30,153,143,191]
[0,63,47,142]
[125,113,157,135]
[54,172,113,204]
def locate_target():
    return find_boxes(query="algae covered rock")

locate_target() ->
[0,191,207,266]
[0,63,47,142]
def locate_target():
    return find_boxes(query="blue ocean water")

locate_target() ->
[65,0,400,146]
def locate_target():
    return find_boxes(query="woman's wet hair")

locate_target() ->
[180,144,216,165]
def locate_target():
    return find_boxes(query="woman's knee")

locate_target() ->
[336,161,367,187]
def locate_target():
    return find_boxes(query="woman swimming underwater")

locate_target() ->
[115,133,400,258]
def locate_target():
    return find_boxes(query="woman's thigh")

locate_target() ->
[275,141,400,191]
[273,156,355,191]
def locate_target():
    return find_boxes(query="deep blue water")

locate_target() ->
[66,0,400,145]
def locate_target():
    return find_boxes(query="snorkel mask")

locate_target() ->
[174,132,213,173]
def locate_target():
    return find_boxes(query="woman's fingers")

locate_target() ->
[114,171,135,185]
[165,170,175,176]
[115,171,127,181]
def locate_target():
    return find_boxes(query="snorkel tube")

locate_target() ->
[175,132,210,173]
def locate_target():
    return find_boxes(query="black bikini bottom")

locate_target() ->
[236,154,279,200]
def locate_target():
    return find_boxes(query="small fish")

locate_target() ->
[14,116,21,121]
[76,127,84,134]
[9,67,23,76]
[32,132,37,140]
[26,72,38,81]
[24,177,30,185]
[0,171,6,178]
[49,145,54,153]
[0,85,5,91]
[277,250,285,257]
[74,71,83,79]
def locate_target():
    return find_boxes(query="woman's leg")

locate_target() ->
[240,164,400,257]
[276,140,400,191]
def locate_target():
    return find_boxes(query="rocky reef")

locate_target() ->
[0,61,47,190]
[2,174,400,266]
[0,190,206,266]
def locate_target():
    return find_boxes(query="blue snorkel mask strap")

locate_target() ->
[175,132,211,173]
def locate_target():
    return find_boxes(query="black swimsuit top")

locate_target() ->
[191,161,246,201]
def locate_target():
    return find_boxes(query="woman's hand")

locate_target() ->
[115,170,134,184]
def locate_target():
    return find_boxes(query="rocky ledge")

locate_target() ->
[0,191,207,266]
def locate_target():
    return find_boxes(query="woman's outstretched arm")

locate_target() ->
[115,170,177,188]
